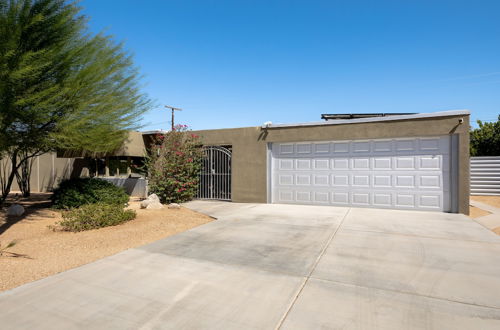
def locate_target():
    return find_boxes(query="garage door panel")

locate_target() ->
[418,194,441,209]
[278,159,294,170]
[419,175,441,189]
[373,193,392,206]
[296,191,311,202]
[352,158,370,169]
[395,157,416,170]
[313,175,329,186]
[395,194,416,208]
[278,190,294,202]
[271,136,452,212]
[352,192,370,205]
[395,139,416,152]
[278,174,294,185]
[277,171,446,190]
[272,189,446,211]
[332,174,349,186]
[419,137,441,151]
[296,143,312,154]
[373,140,393,152]
[313,143,330,154]
[296,174,311,185]
[373,175,392,187]
[271,136,451,158]
[352,175,370,187]
[332,158,349,169]
[333,142,349,153]
[373,157,392,170]
[314,191,330,203]
[279,144,294,155]
[352,141,370,153]
[332,192,349,204]
[296,159,311,170]
[419,156,441,170]
[314,159,330,170]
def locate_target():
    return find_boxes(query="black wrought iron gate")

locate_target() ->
[197,146,232,201]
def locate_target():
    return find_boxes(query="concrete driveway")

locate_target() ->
[1,202,500,329]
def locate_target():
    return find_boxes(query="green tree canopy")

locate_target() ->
[470,115,500,156]
[0,0,152,200]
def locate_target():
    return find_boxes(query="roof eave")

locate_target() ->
[262,110,470,129]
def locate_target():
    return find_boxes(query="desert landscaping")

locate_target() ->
[0,194,213,292]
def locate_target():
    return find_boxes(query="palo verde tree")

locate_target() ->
[470,115,500,156]
[0,0,151,201]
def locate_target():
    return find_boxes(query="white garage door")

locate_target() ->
[270,136,452,211]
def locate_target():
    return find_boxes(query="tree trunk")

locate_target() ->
[0,151,19,204]
[15,152,33,197]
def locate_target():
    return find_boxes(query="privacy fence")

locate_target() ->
[470,156,500,196]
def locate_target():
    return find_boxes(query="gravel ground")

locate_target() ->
[469,205,491,218]
[470,196,500,235]
[471,195,500,209]
[0,195,213,292]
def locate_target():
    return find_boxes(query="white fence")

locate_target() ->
[470,156,500,195]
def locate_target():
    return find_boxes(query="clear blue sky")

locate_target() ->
[80,0,500,131]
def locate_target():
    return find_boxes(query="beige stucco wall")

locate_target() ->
[3,152,77,193]
[110,131,146,157]
[195,114,470,214]
[3,131,145,195]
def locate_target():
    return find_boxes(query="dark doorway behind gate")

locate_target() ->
[197,146,232,201]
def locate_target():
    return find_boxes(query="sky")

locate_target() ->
[79,0,500,131]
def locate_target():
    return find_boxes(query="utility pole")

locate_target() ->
[165,105,183,130]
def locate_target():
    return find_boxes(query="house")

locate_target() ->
[4,131,148,197]
[10,110,470,214]
[190,110,470,214]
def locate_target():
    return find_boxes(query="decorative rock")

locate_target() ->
[147,194,160,203]
[146,202,164,209]
[7,204,25,216]
[140,194,164,209]
[168,203,181,209]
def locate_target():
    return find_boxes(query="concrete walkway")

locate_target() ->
[1,202,500,329]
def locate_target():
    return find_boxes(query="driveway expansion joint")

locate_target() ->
[341,227,500,245]
[274,208,352,330]
[307,276,500,311]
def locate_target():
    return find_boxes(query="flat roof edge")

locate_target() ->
[141,129,169,135]
[262,110,471,129]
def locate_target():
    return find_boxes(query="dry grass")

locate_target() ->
[471,196,500,209]
[0,194,213,292]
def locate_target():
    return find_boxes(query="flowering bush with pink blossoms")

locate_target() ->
[145,125,203,203]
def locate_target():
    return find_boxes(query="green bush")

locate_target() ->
[470,115,500,156]
[52,178,129,209]
[58,203,136,232]
[145,125,204,203]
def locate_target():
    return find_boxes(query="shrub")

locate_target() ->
[58,203,136,232]
[470,115,500,156]
[145,124,204,203]
[0,240,17,257]
[52,178,129,209]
